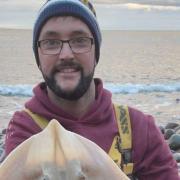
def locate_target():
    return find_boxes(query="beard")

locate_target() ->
[41,61,94,101]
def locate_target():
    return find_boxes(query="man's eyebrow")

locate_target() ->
[41,31,59,38]
[70,30,91,37]
[41,30,91,39]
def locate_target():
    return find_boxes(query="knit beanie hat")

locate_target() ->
[33,0,102,66]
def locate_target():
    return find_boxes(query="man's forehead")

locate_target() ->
[40,16,92,38]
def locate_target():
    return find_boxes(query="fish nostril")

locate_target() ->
[79,177,86,180]
[43,174,50,180]
[77,172,86,180]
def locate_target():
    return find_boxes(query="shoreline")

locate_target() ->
[0,91,180,127]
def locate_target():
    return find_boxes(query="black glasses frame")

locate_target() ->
[37,37,94,55]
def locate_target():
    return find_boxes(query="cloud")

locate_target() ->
[92,0,180,6]
[123,3,180,11]
[94,1,180,12]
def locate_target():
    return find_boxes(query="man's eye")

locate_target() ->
[42,40,59,47]
[73,38,87,44]
[47,40,58,46]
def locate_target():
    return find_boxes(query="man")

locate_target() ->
[5,0,179,179]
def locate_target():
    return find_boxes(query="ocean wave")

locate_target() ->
[0,83,180,97]
[0,85,33,97]
[105,83,180,94]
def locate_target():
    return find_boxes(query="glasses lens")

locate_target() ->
[40,39,61,55]
[70,37,92,53]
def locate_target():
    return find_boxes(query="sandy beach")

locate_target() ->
[0,28,180,127]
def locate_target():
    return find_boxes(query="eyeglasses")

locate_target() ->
[37,37,94,55]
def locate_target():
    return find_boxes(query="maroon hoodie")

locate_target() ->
[5,79,179,179]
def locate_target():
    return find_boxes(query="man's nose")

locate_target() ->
[58,42,74,60]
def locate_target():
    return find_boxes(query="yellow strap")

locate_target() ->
[108,135,122,167]
[108,104,133,175]
[123,163,134,175]
[114,104,132,149]
[24,109,49,129]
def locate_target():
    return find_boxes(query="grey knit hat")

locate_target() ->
[33,0,102,66]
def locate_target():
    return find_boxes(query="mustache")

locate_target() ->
[53,61,82,73]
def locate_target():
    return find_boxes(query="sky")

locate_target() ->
[0,0,180,30]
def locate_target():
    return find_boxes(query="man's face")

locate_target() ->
[38,16,96,100]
